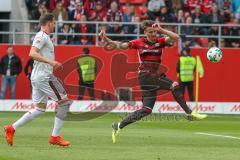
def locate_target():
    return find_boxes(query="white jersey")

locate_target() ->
[31,31,55,82]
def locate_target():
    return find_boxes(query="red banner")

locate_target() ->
[0,45,239,101]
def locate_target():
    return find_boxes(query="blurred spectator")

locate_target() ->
[136,4,148,20]
[32,3,49,20]
[52,0,69,28]
[181,16,196,48]
[192,5,208,35]
[105,0,119,9]
[50,0,68,11]
[73,15,94,45]
[201,0,214,14]
[209,26,219,45]
[206,3,223,24]
[171,0,183,13]
[24,58,34,92]
[158,6,175,22]
[192,5,205,24]
[107,1,123,40]
[176,10,185,23]
[0,46,22,99]
[222,8,232,23]
[58,23,74,45]
[208,39,217,47]
[107,2,123,22]
[25,0,40,19]
[220,39,226,47]
[147,0,165,20]
[68,0,77,13]
[69,1,88,21]
[123,5,138,38]
[182,16,195,35]
[123,5,136,23]
[184,0,201,13]
[184,11,191,19]
[226,18,240,47]
[209,25,219,34]
[84,0,100,12]
[88,0,107,21]
[217,0,232,11]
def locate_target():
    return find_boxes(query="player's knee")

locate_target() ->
[55,99,73,120]
[27,107,45,120]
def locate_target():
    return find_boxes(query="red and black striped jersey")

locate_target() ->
[129,37,166,74]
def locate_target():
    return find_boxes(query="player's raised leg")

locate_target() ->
[112,80,157,143]
[161,76,207,120]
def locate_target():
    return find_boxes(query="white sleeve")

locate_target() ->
[32,35,46,50]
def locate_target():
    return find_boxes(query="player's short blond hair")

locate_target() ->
[141,20,155,30]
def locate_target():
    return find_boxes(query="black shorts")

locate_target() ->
[138,72,173,109]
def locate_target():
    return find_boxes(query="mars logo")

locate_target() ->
[54,51,169,121]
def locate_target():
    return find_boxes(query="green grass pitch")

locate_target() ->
[0,112,240,160]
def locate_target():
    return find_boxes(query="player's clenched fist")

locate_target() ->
[51,61,62,70]
[99,30,106,41]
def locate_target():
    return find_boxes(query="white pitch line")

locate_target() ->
[195,132,240,140]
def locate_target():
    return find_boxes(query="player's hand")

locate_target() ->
[171,81,179,88]
[51,61,62,70]
[152,23,163,31]
[99,30,106,41]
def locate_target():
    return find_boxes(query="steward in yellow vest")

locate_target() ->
[177,48,196,101]
[77,48,96,100]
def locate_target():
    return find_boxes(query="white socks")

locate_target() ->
[51,117,63,137]
[51,100,72,137]
[12,108,45,130]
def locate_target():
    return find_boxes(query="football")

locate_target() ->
[207,47,222,62]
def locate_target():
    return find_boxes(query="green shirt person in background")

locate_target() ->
[177,48,196,101]
[77,47,96,100]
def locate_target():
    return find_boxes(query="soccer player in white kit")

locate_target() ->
[4,13,72,147]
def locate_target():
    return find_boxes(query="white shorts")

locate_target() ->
[31,75,67,104]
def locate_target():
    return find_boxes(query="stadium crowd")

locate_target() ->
[25,0,240,47]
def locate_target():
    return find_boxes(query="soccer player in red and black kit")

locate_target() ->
[99,20,207,143]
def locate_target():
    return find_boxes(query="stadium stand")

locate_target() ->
[0,0,239,47]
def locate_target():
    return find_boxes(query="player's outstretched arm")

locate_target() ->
[99,30,130,50]
[29,47,61,70]
[152,23,180,44]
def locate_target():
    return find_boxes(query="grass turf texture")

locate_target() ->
[0,112,240,160]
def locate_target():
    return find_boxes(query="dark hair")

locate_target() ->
[181,47,190,56]
[83,48,90,55]
[40,13,55,26]
[141,20,155,30]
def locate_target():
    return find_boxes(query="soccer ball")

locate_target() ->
[207,47,222,63]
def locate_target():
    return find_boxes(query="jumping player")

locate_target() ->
[99,20,207,143]
[4,13,71,147]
